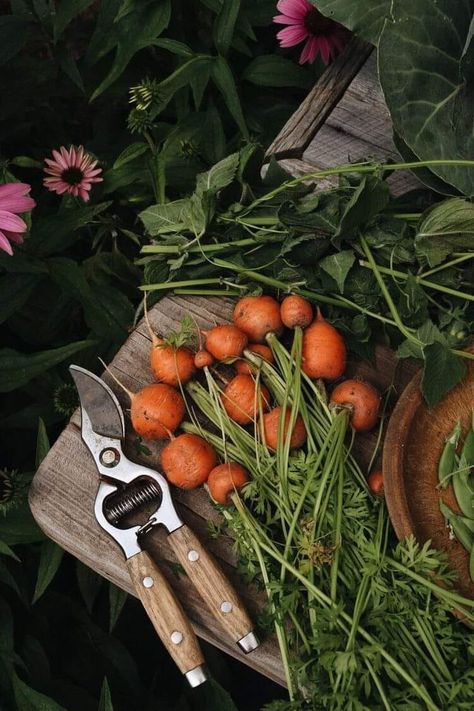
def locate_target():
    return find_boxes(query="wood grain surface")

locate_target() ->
[127,550,205,675]
[29,294,418,684]
[383,357,474,601]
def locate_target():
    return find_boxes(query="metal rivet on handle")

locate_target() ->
[187,549,199,562]
[100,448,120,467]
[220,601,233,613]
[171,631,183,645]
[142,576,154,588]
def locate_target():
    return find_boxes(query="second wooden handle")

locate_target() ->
[168,525,258,651]
[127,550,206,682]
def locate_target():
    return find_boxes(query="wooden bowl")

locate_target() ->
[383,356,474,601]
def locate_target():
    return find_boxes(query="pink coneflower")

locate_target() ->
[274,0,348,65]
[43,145,103,202]
[0,183,35,256]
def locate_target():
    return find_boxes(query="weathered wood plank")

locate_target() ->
[30,294,418,685]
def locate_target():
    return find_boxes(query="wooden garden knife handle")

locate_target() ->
[127,550,207,687]
[168,525,259,653]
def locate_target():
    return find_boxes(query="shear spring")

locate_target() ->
[106,479,161,525]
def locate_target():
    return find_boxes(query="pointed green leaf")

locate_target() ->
[310,0,390,44]
[139,199,191,235]
[243,55,312,89]
[319,250,355,292]
[53,0,95,40]
[213,0,241,56]
[415,198,474,266]
[12,673,67,711]
[211,56,248,138]
[109,583,128,631]
[76,561,103,614]
[98,678,114,711]
[32,540,64,604]
[35,418,50,468]
[422,341,467,408]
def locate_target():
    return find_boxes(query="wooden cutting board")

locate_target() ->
[29,294,417,684]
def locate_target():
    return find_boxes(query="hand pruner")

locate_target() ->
[70,365,259,689]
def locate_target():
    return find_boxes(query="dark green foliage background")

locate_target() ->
[0,0,320,708]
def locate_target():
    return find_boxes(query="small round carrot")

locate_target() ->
[203,324,248,361]
[144,299,196,386]
[280,294,313,329]
[367,469,384,496]
[207,462,249,505]
[260,406,307,450]
[233,295,283,343]
[131,384,186,439]
[161,433,217,489]
[302,308,346,380]
[221,374,271,425]
[194,349,214,369]
[330,379,381,432]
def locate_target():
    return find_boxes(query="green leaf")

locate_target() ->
[148,56,213,119]
[0,340,94,393]
[213,0,241,56]
[12,673,67,711]
[152,38,194,57]
[32,540,64,604]
[35,418,50,468]
[53,0,95,40]
[319,250,355,292]
[421,341,467,408]
[0,16,31,64]
[378,0,474,196]
[139,199,191,235]
[56,47,85,91]
[311,0,390,44]
[193,678,239,711]
[0,540,20,561]
[109,583,128,631]
[335,174,390,239]
[76,561,103,614]
[90,0,171,100]
[31,202,112,257]
[98,678,114,711]
[0,498,44,545]
[0,274,42,325]
[113,142,148,169]
[415,198,474,266]
[211,56,248,138]
[243,55,312,89]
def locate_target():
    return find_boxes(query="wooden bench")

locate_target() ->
[29,41,420,685]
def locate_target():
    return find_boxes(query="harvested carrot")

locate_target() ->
[221,374,270,425]
[194,349,214,369]
[131,384,186,439]
[233,295,283,343]
[367,469,384,496]
[281,294,313,329]
[302,308,346,380]
[204,324,248,360]
[144,301,195,386]
[236,343,274,375]
[161,433,217,489]
[261,406,307,450]
[330,379,381,432]
[207,462,249,505]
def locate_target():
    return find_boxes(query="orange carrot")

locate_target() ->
[280,294,313,329]
[207,462,249,505]
[161,433,217,489]
[233,295,283,343]
[330,379,381,431]
[367,469,384,496]
[194,349,214,369]
[236,343,274,375]
[131,384,186,439]
[302,309,346,380]
[203,324,248,360]
[260,406,307,450]
[144,300,195,386]
[221,374,271,425]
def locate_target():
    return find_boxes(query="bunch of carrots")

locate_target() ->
[110,293,384,504]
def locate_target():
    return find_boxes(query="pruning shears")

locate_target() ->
[70,365,259,688]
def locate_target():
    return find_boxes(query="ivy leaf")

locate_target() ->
[415,198,474,266]
[319,250,355,292]
[311,0,390,44]
[421,341,467,408]
[32,540,64,604]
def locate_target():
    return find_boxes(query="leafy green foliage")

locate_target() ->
[415,198,474,266]
[310,0,390,44]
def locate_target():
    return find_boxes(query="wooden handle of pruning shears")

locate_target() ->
[127,550,207,687]
[168,525,259,653]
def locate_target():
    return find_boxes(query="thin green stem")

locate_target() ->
[419,253,474,279]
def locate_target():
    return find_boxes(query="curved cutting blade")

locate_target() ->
[69,365,125,439]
